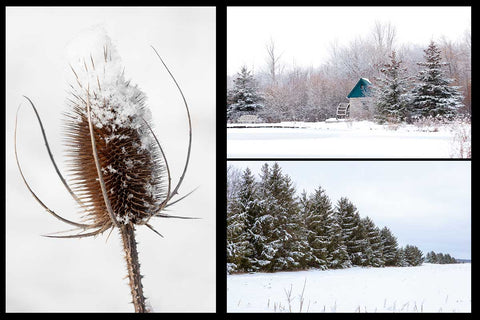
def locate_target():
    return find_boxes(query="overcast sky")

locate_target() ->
[6,6,215,312]
[228,160,471,260]
[227,6,471,75]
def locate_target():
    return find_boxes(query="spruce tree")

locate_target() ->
[403,245,424,266]
[297,191,314,269]
[253,163,276,271]
[227,66,264,122]
[362,217,385,267]
[410,41,464,120]
[326,209,351,269]
[304,187,332,270]
[236,168,261,271]
[266,163,301,271]
[374,50,411,123]
[380,227,400,266]
[425,251,438,264]
[335,197,365,266]
[352,218,372,266]
[437,252,445,264]
[396,247,407,267]
[226,167,260,272]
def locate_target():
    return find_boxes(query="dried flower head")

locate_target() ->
[65,44,166,231]
[14,32,193,312]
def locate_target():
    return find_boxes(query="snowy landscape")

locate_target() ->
[227,263,471,313]
[227,8,471,159]
[227,119,470,158]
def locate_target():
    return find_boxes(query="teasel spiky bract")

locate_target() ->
[14,37,194,312]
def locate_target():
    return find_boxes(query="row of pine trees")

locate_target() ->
[425,251,458,264]
[227,163,456,274]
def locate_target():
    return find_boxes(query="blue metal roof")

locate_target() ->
[347,78,372,98]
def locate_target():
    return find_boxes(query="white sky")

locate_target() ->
[228,161,471,260]
[6,6,215,312]
[227,6,471,75]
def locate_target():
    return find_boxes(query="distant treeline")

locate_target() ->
[425,251,458,264]
[227,163,459,274]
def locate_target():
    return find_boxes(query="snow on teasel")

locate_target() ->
[63,27,165,227]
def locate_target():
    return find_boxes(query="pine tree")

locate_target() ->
[326,209,351,269]
[410,41,464,120]
[380,227,400,266]
[227,66,264,122]
[362,217,385,267]
[425,251,438,264]
[396,247,407,267]
[303,187,332,270]
[226,167,259,272]
[352,218,372,266]
[266,163,301,271]
[403,245,424,266]
[335,197,365,266]
[444,253,455,264]
[373,50,411,123]
[253,163,276,271]
[297,191,314,269]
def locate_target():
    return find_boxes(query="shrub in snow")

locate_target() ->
[449,115,471,158]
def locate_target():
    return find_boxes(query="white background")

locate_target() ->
[6,7,216,312]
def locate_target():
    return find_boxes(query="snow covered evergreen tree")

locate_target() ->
[403,245,424,266]
[410,41,464,120]
[351,218,372,266]
[303,187,332,270]
[362,217,385,267]
[425,251,438,263]
[252,163,276,271]
[326,205,351,269]
[264,163,301,271]
[380,226,400,266]
[396,247,407,267]
[227,66,264,122]
[226,167,259,272]
[335,197,366,266]
[373,50,411,123]
[297,191,315,269]
[226,166,241,273]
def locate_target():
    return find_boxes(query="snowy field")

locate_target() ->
[227,120,470,158]
[227,263,471,313]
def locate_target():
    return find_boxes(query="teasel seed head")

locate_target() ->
[64,43,166,230]
[15,29,195,312]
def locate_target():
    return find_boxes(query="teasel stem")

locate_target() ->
[120,223,147,313]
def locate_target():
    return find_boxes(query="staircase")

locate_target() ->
[336,103,350,119]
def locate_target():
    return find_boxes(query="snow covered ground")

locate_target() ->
[227,263,471,313]
[227,120,470,158]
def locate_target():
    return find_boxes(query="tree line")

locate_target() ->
[227,163,458,274]
[227,22,470,124]
[425,251,458,264]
